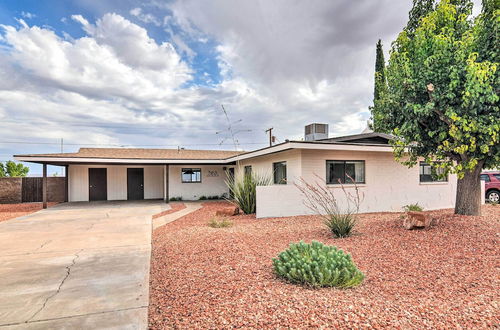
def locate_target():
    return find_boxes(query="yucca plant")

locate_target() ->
[225,169,272,214]
[273,240,364,288]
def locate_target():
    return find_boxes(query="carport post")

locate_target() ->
[64,165,69,202]
[42,163,47,209]
[164,164,169,203]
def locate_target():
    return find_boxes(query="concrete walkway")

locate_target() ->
[0,200,170,329]
[152,202,203,230]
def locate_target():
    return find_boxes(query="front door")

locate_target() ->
[127,168,144,200]
[89,168,107,201]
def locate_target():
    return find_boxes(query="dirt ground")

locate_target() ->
[149,202,499,329]
[0,202,57,222]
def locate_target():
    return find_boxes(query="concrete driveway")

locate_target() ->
[0,200,170,329]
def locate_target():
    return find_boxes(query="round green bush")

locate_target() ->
[272,240,364,288]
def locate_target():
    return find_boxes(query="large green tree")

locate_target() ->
[378,0,499,215]
[0,161,29,177]
[371,39,388,132]
[406,0,436,35]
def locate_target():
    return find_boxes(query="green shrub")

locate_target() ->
[273,241,364,288]
[207,195,220,200]
[324,212,357,238]
[225,170,272,214]
[403,203,423,212]
[208,217,233,228]
[199,196,207,200]
[169,197,183,201]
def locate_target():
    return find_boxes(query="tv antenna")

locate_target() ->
[216,105,251,150]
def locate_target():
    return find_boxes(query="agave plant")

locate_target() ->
[225,168,272,214]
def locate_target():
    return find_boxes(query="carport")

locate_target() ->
[14,147,240,206]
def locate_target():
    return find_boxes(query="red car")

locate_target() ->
[480,172,500,203]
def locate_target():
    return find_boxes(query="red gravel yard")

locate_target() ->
[149,202,499,328]
[0,202,57,222]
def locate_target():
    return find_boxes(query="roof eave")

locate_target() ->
[13,156,235,165]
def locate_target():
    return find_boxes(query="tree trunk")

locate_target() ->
[454,162,484,216]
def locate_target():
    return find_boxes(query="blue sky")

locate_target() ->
[0,0,482,174]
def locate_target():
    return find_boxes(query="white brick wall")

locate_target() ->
[256,149,461,218]
[168,165,229,200]
[236,149,302,183]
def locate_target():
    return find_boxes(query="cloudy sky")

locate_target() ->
[0,0,482,173]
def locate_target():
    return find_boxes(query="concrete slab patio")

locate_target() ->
[0,200,170,329]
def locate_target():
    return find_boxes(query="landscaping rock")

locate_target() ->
[215,206,239,217]
[403,211,432,229]
[150,202,500,329]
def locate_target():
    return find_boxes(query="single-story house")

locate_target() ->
[15,124,474,218]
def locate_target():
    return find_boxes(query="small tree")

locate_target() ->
[1,161,29,177]
[377,0,499,215]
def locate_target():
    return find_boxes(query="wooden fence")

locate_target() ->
[21,177,44,202]
[0,177,66,203]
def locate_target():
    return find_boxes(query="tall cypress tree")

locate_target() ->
[371,39,387,132]
[373,39,386,101]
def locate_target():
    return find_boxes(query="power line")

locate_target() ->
[0,140,267,147]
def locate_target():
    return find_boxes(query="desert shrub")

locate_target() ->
[169,197,183,201]
[208,217,233,228]
[295,174,363,238]
[226,170,272,214]
[403,203,423,212]
[199,196,207,200]
[323,213,358,238]
[273,241,364,288]
[207,195,220,200]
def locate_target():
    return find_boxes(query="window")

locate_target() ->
[419,162,447,182]
[244,165,252,176]
[480,174,491,182]
[273,162,287,184]
[494,174,500,181]
[182,168,201,183]
[326,160,365,184]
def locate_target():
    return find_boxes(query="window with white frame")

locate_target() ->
[182,168,201,183]
[419,162,447,182]
[273,162,287,184]
[326,160,365,184]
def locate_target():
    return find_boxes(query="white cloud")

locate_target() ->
[162,0,415,139]
[0,14,267,158]
[2,14,192,105]
[129,7,161,26]
[21,12,36,19]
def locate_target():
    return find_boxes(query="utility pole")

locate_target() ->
[60,138,64,177]
[265,127,273,147]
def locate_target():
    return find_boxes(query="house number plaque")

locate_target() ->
[207,170,219,177]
